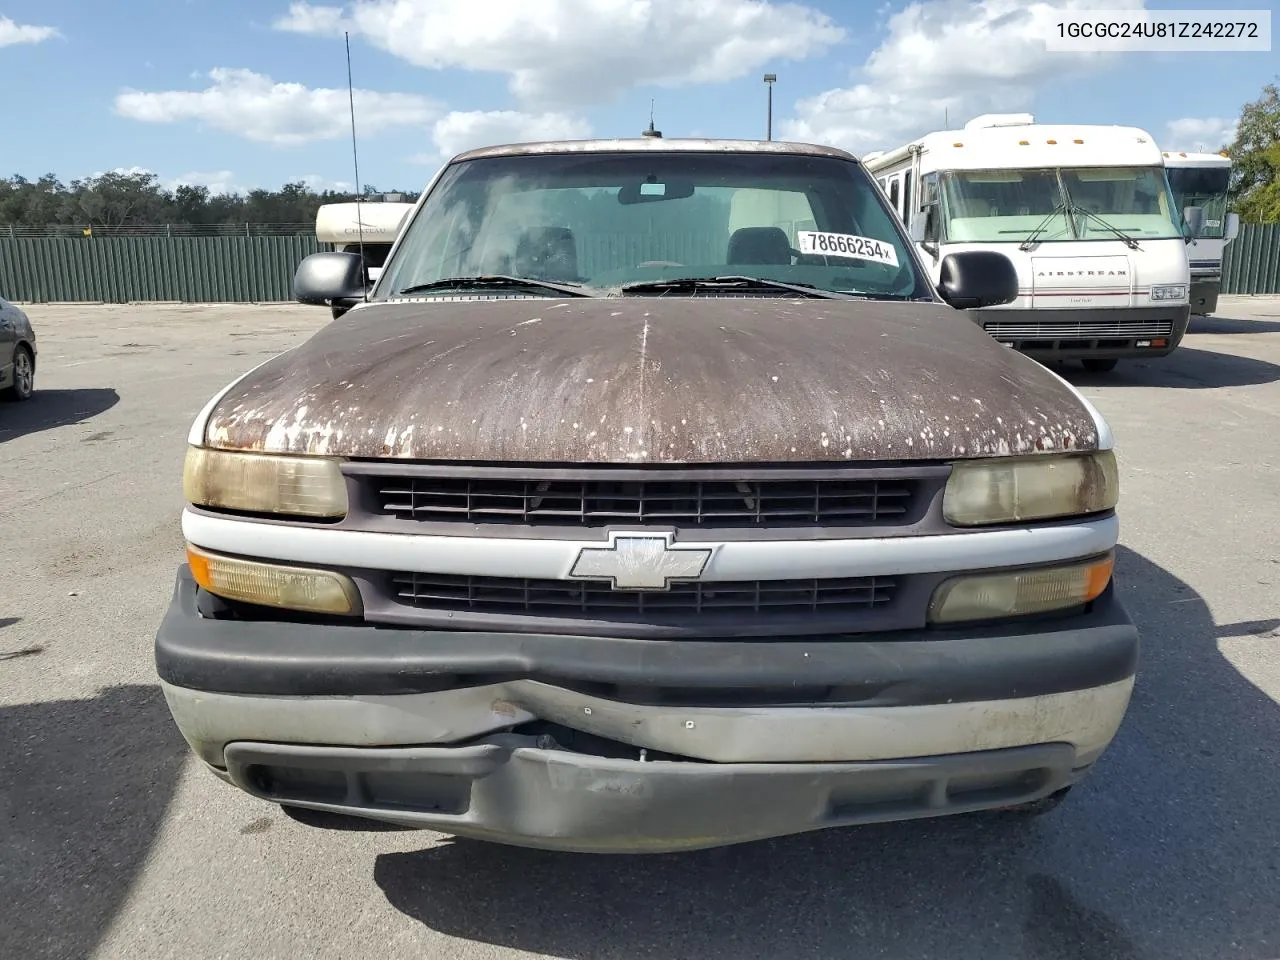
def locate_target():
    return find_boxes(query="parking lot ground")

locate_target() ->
[1,298,1278,960]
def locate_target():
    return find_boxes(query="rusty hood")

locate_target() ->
[202,297,1101,463]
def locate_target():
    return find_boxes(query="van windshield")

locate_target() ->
[940,166,1183,243]
[376,151,934,301]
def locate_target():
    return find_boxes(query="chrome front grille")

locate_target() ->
[371,475,919,528]
[984,319,1175,340]
[389,572,898,617]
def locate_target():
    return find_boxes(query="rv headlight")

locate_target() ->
[943,451,1119,527]
[1150,284,1187,302]
[183,446,348,518]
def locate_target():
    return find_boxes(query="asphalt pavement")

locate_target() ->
[1,298,1278,960]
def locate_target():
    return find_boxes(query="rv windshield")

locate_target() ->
[940,166,1182,243]
[1165,166,1231,239]
[376,151,933,301]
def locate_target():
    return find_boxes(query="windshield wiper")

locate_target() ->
[1019,201,1069,250]
[617,275,849,300]
[1066,204,1142,250]
[395,275,592,298]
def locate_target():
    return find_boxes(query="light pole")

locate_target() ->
[763,73,776,141]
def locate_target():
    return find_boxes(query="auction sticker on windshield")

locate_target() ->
[797,231,899,267]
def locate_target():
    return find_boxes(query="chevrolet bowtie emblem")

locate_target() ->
[569,533,713,591]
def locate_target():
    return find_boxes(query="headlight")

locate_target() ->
[186,544,362,616]
[943,451,1118,527]
[183,446,348,518]
[928,552,1114,624]
[1150,284,1187,301]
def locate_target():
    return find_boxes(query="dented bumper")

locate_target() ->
[156,566,1139,851]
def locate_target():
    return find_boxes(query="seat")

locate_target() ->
[726,226,793,265]
[513,226,579,282]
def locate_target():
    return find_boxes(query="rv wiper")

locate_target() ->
[1067,205,1142,250]
[395,275,592,298]
[618,276,847,299]
[1019,201,1069,250]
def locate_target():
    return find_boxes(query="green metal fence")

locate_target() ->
[0,235,325,303]
[1,225,1278,303]
[1222,223,1280,295]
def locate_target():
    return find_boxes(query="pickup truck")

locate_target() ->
[156,136,1138,853]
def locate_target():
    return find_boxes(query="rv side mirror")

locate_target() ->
[1182,205,1205,239]
[937,251,1018,310]
[294,251,370,307]
[1224,212,1240,242]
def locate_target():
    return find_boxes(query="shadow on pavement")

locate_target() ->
[373,546,1280,960]
[0,388,120,443]
[1059,346,1280,389]
[1189,314,1280,335]
[0,684,188,960]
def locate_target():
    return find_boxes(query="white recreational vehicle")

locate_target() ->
[1162,150,1239,317]
[863,114,1195,372]
[314,200,414,317]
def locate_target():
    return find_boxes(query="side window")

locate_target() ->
[889,177,901,214]
[904,171,914,215]
[920,172,942,242]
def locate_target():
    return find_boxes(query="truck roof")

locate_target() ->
[449,137,859,164]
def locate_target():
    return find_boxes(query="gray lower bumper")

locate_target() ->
[222,736,1084,853]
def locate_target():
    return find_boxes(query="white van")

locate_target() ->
[864,114,1196,373]
[314,201,414,317]
[1162,151,1240,317]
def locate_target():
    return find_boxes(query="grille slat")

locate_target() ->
[390,572,897,617]
[984,320,1175,340]
[373,477,918,528]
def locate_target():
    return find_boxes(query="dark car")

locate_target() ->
[156,138,1137,853]
[0,296,36,401]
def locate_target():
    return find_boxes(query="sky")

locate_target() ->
[0,0,1275,196]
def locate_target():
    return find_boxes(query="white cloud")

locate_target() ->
[782,0,1146,154]
[275,0,844,108]
[113,67,439,145]
[170,170,246,196]
[1163,117,1239,153]
[426,110,593,162]
[89,166,155,179]
[274,1,353,34]
[295,173,355,192]
[0,15,59,46]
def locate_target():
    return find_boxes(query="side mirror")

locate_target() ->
[1182,205,1205,239]
[294,251,370,307]
[937,251,1018,309]
[1224,212,1240,242]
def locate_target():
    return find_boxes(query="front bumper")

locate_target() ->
[156,566,1139,852]
[972,305,1192,360]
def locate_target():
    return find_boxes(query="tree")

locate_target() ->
[0,174,419,230]
[1225,80,1280,222]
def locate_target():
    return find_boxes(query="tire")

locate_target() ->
[2,344,34,402]
[1081,358,1118,373]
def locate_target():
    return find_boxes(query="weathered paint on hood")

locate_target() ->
[203,297,1100,463]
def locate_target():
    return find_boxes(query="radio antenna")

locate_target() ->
[345,30,368,301]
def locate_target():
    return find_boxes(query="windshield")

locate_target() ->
[1166,166,1231,239]
[376,151,934,301]
[939,166,1183,243]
